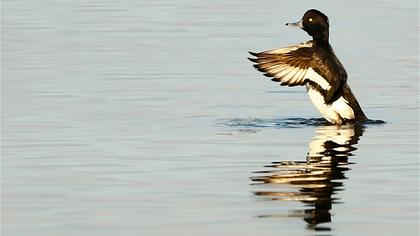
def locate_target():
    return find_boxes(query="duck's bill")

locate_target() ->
[285,20,303,29]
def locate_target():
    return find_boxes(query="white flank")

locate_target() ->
[306,68,331,90]
[332,97,355,120]
[306,85,355,124]
[306,87,339,123]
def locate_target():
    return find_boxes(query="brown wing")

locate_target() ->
[248,41,314,86]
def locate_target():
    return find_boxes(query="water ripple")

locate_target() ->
[251,124,365,231]
[222,117,385,129]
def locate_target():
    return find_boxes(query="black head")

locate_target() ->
[286,9,330,42]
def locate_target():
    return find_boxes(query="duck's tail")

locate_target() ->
[342,83,368,123]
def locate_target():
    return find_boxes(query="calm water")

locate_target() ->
[2,0,419,235]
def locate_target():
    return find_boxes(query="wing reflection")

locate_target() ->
[251,124,364,231]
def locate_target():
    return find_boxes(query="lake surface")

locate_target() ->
[1,0,419,235]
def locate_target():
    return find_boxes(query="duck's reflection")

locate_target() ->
[251,124,364,231]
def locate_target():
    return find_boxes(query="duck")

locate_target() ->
[248,9,367,125]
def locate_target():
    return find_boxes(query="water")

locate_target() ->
[1,0,419,235]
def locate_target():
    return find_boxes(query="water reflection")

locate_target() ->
[251,124,365,231]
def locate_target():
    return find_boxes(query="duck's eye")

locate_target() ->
[308,18,313,22]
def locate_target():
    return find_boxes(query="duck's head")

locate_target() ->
[286,9,330,42]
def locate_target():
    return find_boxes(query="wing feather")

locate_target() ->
[248,41,314,87]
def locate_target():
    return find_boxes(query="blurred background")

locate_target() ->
[2,0,419,235]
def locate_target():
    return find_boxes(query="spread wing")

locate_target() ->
[248,41,314,87]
